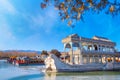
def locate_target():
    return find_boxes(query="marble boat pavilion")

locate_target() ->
[62,34,120,65]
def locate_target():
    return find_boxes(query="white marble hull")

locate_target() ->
[44,54,120,72]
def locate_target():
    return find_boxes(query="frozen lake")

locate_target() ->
[0,60,120,80]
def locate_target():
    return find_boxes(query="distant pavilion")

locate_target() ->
[62,34,120,65]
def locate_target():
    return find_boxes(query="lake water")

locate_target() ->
[0,60,120,80]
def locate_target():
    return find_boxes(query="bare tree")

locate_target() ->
[41,0,120,26]
[0,51,38,58]
[41,50,48,55]
[0,51,3,58]
[50,49,61,58]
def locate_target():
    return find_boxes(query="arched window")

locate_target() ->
[94,45,98,51]
[72,42,80,47]
[83,45,88,51]
[65,43,71,48]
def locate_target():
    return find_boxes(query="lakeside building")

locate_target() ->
[44,34,120,72]
[62,34,120,65]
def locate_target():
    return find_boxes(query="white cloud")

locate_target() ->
[30,7,59,33]
[0,16,16,50]
[0,0,17,14]
[0,0,17,49]
[0,0,59,34]
[0,16,15,41]
[0,24,15,40]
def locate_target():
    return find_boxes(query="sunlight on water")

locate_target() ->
[0,60,120,80]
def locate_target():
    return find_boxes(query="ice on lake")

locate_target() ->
[0,60,120,80]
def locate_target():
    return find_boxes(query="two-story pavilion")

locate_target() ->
[62,34,120,65]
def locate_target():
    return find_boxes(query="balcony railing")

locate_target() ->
[82,50,114,54]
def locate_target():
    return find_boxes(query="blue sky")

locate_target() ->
[0,0,120,51]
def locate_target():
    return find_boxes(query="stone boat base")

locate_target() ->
[44,54,120,72]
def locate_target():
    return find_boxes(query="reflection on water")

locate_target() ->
[8,72,120,80]
[8,74,44,80]
[0,60,120,80]
[44,72,120,80]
